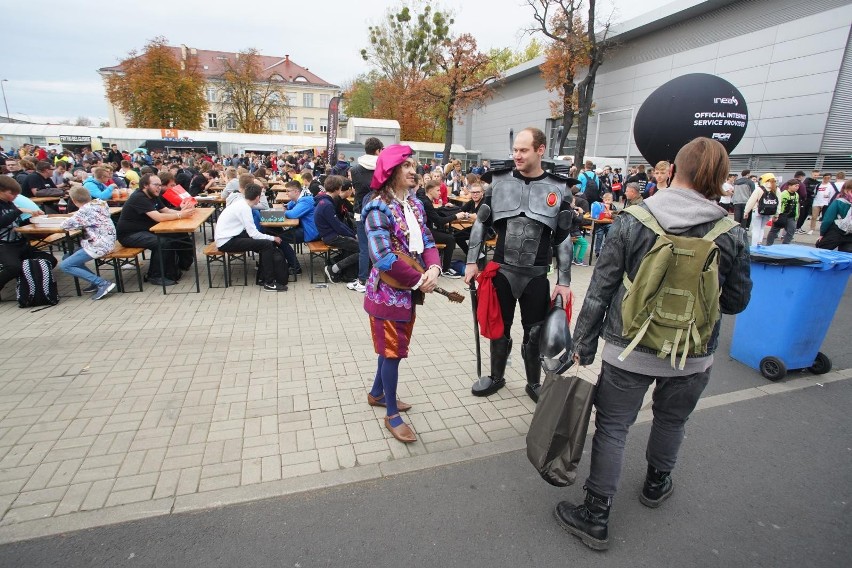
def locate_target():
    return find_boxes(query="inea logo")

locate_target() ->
[713,95,739,106]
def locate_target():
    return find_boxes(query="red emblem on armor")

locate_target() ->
[546,192,558,207]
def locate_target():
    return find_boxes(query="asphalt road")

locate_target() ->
[1,377,849,568]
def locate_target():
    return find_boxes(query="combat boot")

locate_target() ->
[522,324,543,402]
[471,337,511,397]
[639,464,673,508]
[554,488,611,551]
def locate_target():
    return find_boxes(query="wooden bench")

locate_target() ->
[95,244,146,292]
[203,243,249,288]
[307,241,335,283]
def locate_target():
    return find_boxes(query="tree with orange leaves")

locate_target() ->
[104,37,206,130]
[530,0,613,164]
[420,34,497,165]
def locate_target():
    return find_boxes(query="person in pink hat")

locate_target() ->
[361,145,443,443]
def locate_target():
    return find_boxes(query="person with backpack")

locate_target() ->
[766,179,800,245]
[560,137,751,551]
[579,161,601,203]
[816,179,852,252]
[0,176,58,296]
[743,173,780,247]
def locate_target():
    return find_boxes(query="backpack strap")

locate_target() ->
[623,206,666,238]
[702,216,737,242]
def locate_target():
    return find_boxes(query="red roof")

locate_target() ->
[98,46,339,88]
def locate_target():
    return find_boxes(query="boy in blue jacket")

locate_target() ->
[280,180,318,274]
[315,175,359,283]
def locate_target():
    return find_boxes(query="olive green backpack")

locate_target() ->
[618,206,736,369]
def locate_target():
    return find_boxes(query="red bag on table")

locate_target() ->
[162,185,196,208]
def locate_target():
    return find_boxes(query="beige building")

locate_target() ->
[98,45,340,139]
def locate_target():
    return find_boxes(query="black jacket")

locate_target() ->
[572,204,752,365]
[418,191,457,232]
[350,164,374,214]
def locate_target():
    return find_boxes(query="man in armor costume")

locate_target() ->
[464,127,576,402]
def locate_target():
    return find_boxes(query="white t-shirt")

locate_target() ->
[720,182,733,204]
[813,182,838,207]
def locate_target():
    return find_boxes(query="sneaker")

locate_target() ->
[795,229,805,234]
[82,283,98,293]
[324,265,341,283]
[346,280,359,290]
[290,266,303,275]
[442,268,462,279]
[148,276,176,286]
[573,260,588,266]
[263,282,287,292]
[806,230,813,235]
[92,281,116,300]
[353,281,366,293]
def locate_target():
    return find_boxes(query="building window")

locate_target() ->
[303,118,314,133]
[207,113,218,129]
[225,115,236,130]
[269,117,281,131]
[206,87,217,103]
[320,118,328,133]
[320,94,330,108]
[287,117,298,132]
[286,92,297,106]
[303,93,314,108]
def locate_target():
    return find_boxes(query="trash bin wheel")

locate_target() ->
[759,356,786,381]
[808,352,832,375]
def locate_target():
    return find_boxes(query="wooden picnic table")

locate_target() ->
[259,218,299,228]
[31,196,62,205]
[448,194,472,205]
[149,207,215,294]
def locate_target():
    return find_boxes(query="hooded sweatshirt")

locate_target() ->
[732,176,755,205]
[351,154,379,215]
[59,199,116,258]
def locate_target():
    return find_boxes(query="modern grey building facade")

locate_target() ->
[455,0,852,178]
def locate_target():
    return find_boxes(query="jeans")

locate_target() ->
[733,203,747,225]
[59,249,107,286]
[585,361,710,499]
[594,225,610,255]
[356,218,370,283]
[766,216,796,245]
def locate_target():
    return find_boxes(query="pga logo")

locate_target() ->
[712,133,732,142]
[713,95,739,106]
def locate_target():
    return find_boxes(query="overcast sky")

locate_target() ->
[0,0,672,124]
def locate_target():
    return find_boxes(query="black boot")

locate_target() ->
[522,324,543,402]
[639,464,673,508]
[471,337,511,397]
[554,488,611,551]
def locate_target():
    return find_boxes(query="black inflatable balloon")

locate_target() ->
[633,73,748,165]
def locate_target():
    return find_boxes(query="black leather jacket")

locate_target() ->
[572,206,752,365]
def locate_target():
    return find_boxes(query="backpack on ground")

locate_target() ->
[618,207,736,369]
[834,199,852,234]
[16,258,59,308]
[757,189,778,215]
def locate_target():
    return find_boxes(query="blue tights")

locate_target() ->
[370,355,403,427]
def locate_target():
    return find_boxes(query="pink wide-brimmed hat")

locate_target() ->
[370,144,414,190]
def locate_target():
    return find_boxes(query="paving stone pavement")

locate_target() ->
[0,226,825,542]
[0,236,610,542]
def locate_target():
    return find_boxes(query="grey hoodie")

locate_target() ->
[644,187,726,233]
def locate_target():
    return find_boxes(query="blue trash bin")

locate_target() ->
[730,244,852,380]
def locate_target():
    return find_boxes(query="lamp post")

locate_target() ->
[0,80,9,122]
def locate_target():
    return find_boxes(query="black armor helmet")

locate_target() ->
[540,295,574,375]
